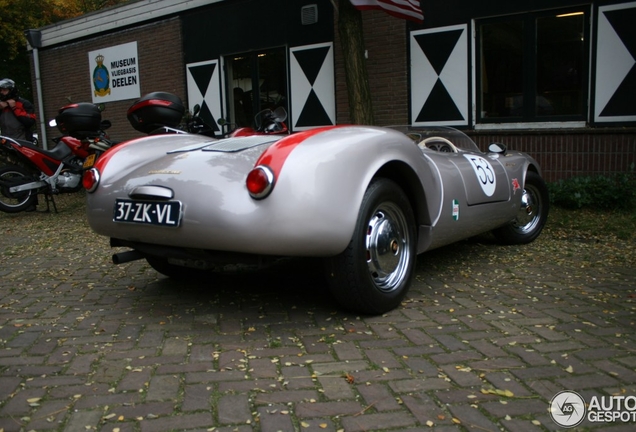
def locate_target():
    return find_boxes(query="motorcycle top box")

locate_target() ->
[55,103,102,138]
[127,92,185,134]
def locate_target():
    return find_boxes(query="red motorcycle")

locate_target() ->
[127,91,288,137]
[0,102,115,213]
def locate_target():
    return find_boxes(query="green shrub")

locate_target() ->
[548,166,636,211]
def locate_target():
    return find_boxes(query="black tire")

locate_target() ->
[493,171,549,244]
[0,165,38,213]
[324,178,417,315]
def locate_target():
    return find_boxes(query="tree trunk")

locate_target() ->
[337,0,374,125]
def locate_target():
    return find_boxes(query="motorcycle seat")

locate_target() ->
[12,138,35,146]
[46,142,74,161]
[19,139,73,161]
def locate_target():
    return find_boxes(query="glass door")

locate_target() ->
[226,47,288,128]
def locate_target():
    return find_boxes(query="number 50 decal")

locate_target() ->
[464,154,496,196]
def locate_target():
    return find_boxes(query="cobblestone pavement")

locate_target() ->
[1,194,635,432]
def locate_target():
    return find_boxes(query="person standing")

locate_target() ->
[0,78,36,141]
[0,78,39,211]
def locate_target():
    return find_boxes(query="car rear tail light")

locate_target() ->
[246,166,275,199]
[83,168,100,193]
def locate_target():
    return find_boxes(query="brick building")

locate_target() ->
[28,0,635,181]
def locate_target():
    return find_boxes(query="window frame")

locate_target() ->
[475,7,590,125]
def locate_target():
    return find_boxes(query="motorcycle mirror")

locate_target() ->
[97,103,105,112]
[272,106,287,123]
[49,119,57,127]
[217,118,228,126]
[193,104,201,116]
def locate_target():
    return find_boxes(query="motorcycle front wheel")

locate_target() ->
[0,165,38,213]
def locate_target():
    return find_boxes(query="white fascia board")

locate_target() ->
[38,0,224,48]
[475,121,587,130]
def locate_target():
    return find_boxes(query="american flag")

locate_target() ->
[350,0,424,23]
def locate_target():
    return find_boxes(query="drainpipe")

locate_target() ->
[24,30,47,150]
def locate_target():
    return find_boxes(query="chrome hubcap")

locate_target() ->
[513,184,541,234]
[365,203,411,292]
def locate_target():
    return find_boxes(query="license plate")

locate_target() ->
[83,154,96,168]
[113,199,182,227]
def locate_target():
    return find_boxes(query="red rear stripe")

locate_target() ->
[93,137,147,172]
[254,126,342,176]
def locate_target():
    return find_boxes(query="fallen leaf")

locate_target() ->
[481,388,514,397]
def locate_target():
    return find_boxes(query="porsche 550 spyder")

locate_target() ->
[83,120,549,314]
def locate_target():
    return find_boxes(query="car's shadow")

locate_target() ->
[126,234,500,323]
[130,257,346,325]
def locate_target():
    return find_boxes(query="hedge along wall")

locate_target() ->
[35,17,184,144]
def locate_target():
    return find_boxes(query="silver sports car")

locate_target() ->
[84,124,549,314]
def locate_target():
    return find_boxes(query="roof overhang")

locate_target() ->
[33,0,224,49]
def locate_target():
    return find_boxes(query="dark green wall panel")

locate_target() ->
[183,0,334,63]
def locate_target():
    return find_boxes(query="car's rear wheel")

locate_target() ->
[0,165,38,213]
[493,171,549,244]
[324,178,416,314]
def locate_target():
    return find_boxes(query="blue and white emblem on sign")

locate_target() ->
[93,54,110,97]
[464,154,496,196]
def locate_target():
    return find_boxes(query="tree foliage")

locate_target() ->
[0,0,129,98]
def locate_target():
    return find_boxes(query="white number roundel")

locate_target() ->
[464,155,496,196]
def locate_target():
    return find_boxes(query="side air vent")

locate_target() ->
[301,4,318,25]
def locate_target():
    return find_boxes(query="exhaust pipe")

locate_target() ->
[112,250,144,264]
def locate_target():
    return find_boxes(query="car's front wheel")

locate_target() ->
[493,171,549,244]
[324,178,416,314]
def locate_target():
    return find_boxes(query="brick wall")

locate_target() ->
[36,17,184,144]
[34,10,634,183]
[470,130,636,182]
[333,11,635,182]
